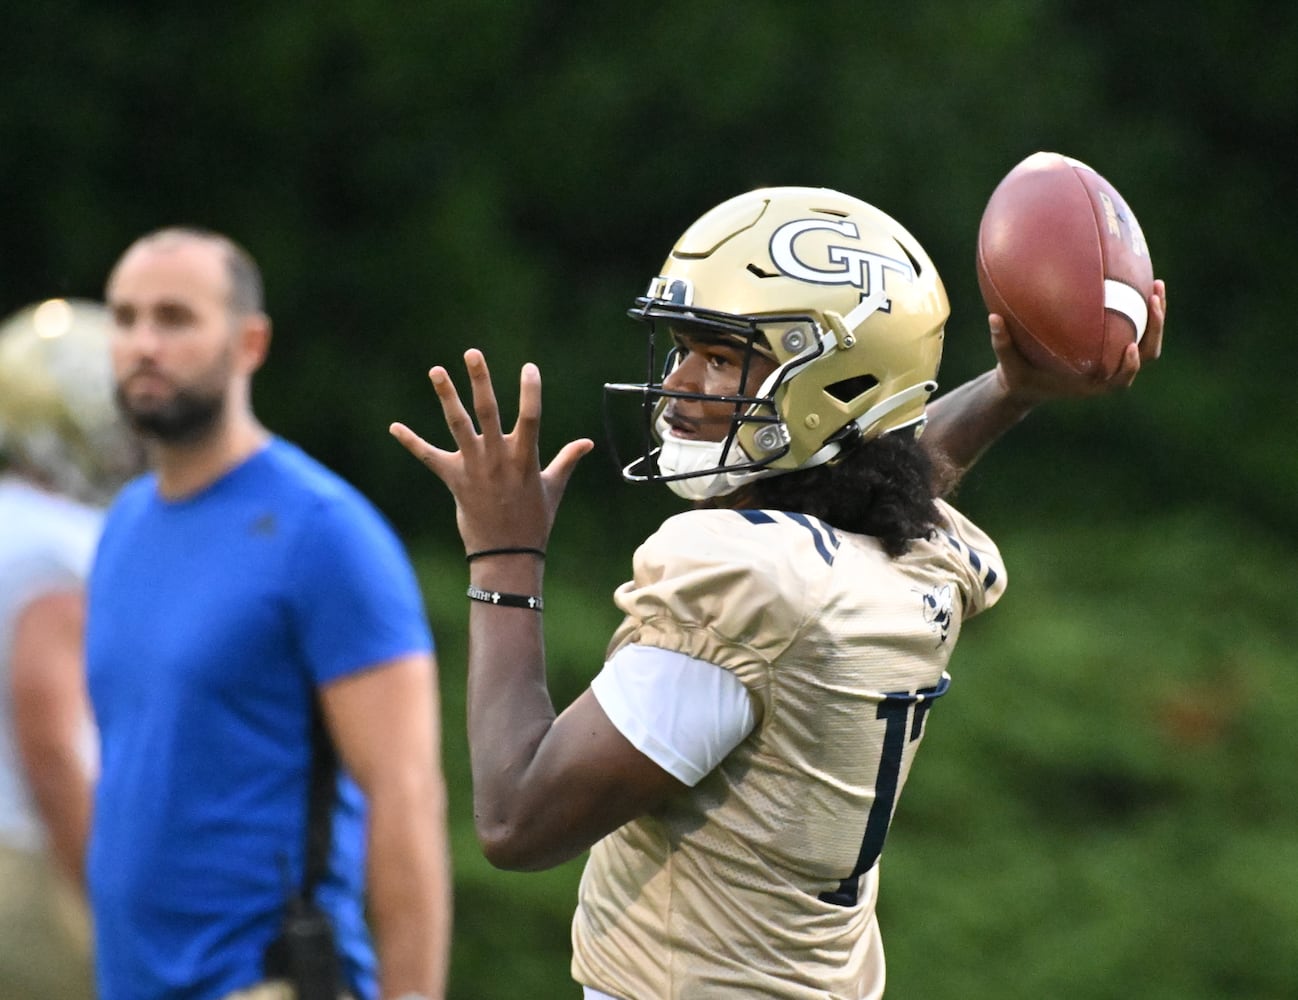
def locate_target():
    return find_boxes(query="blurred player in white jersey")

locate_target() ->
[393,186,1166,998]
[0,298,141,997]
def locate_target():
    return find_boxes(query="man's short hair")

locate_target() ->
[119,226,264,316]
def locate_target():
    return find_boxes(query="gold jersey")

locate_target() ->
[571,500,1005,999]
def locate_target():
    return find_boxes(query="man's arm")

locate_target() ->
[320,652,451,1000]
[11,589,96,889]
[924,281,1166,493]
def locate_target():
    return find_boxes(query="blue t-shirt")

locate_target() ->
[85,439,433,1000]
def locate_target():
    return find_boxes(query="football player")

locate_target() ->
[392,186,1165,998]
[0,299,141,997]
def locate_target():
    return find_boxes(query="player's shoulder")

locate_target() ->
[0,475,103,530]
[618,508,829,661]
[631,507,840,625]
[645,507,842,577]
[0,476,103,569]
[906,499,1007,612]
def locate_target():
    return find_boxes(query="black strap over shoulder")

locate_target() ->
[303,700,339,898]
[263,698,344,998]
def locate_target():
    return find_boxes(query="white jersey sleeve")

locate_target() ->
[590,643,756,786]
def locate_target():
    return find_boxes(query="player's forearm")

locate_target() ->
[464,556,564,864]
[366,773,451,999]
[923,369,1036,494]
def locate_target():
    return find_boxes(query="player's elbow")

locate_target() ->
[476,820,543,871]
[475,815,567,872]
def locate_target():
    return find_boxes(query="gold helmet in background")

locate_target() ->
[0,298,141,504]
[606,186,950,500]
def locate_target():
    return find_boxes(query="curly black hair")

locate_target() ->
[718,431,945,557]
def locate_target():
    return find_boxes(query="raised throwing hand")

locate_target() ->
[991,278,1167,407]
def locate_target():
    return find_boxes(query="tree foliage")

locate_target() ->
[4,3,1295,996]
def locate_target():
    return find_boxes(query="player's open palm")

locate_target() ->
[390,348,594,554]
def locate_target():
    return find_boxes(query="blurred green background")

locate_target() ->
[6,1,1296,996]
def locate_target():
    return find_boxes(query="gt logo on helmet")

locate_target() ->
[770,219,915,304]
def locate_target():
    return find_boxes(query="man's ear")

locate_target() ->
[239,313,272,374]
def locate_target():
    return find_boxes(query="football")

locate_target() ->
[975,151,1154,379]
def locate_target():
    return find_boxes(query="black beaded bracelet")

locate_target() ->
[465,546,546,563]
[466,584,544,611]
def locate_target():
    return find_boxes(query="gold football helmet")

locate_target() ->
[605,186,950,500]
[0,298,141,504]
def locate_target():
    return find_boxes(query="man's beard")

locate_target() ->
[116,382,225,444]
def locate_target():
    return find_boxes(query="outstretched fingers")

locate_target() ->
[391,350,596,550]
[543,437,596,496]
[463,349,505,441]
[423,363,485,454]
[513,362,542,448]
[516,360,594,489]
[389,359,494,486]
[389,420,454,478]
